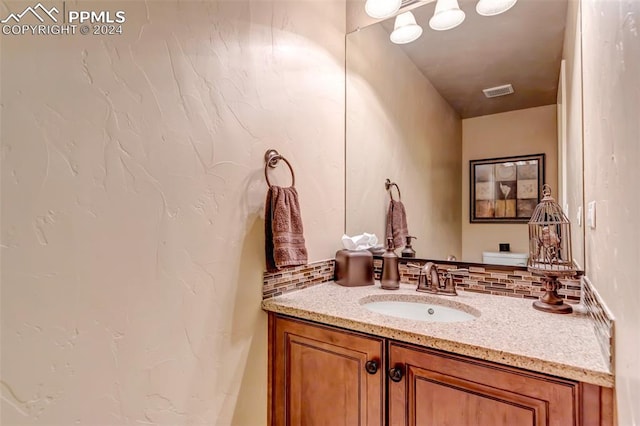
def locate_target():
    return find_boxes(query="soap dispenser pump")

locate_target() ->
[401,235,417,258]
[381,237,400,290]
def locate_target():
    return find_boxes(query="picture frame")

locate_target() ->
[470,153,545,223]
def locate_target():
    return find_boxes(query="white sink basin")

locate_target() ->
[362,300,478,323]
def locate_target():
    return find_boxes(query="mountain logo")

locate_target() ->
[1,3,59,24]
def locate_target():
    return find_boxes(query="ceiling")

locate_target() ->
[380,0,568,118]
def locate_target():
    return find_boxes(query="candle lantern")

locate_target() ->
[527,184,575,314]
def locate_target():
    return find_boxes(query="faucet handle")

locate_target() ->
[439,268,461,296]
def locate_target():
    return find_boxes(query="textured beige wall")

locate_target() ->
[562,0,585,269]
[346,23,462,259]
[581,0,640,423]
[0,1,345,424]
[462,105,558,262]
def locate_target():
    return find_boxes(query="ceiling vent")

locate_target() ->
[483,84,515,98]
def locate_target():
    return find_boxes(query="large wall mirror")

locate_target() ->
[346,0,585,267]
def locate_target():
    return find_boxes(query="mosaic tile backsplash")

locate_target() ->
[262,259,335,299]
[372,259,582,303]
[582,276,615,370]
[262,258,581,302]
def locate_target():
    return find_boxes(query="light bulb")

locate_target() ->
[365,0,402,19]
[390,12,423,44]
[476,0,518,16]
[429,0,466,31]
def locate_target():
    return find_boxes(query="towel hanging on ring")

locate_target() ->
[386,200,409,250]
[264,149,308,271]
[384,179,409,249]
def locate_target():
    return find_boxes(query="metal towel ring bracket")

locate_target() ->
[264,149,296,188]
[385,178,401,201]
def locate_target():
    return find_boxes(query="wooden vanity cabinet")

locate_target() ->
[388,341,612,426]
[268,314,613,426]
[269,315,385,426]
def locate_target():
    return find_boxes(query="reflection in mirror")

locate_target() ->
[560,0,585,270]
[346,0,585,266]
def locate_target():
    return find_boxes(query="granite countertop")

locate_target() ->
[262,281,614,387]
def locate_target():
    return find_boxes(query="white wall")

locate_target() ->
[0,1,345,424]
[581,0,640,423]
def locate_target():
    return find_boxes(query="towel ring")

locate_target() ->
[264,149,295,188]
[385,178,401,201]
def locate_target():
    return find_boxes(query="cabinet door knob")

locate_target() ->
[365,360,379,374]
[388,366,404,382]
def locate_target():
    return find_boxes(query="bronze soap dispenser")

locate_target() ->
[401,236,416,258]
[381,237,400,290]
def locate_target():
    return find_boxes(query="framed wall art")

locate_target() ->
[470,153,545,223]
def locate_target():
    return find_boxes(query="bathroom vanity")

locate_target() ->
[263,282,613,425]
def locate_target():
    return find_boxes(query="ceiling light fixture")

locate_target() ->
[363,0,517,42]
[476,0,518,16]
[365,0,402,19]
[429,0,466,31]
[390,12,423,44]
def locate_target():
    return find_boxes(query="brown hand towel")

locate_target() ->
[385,199,408,249]
[265,186,308,272]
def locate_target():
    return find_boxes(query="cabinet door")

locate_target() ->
[388,342,578,426]
[269,314,385,426]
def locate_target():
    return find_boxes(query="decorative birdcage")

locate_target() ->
[527,184,575,314]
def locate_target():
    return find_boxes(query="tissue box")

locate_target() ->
[334,250,374,287]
